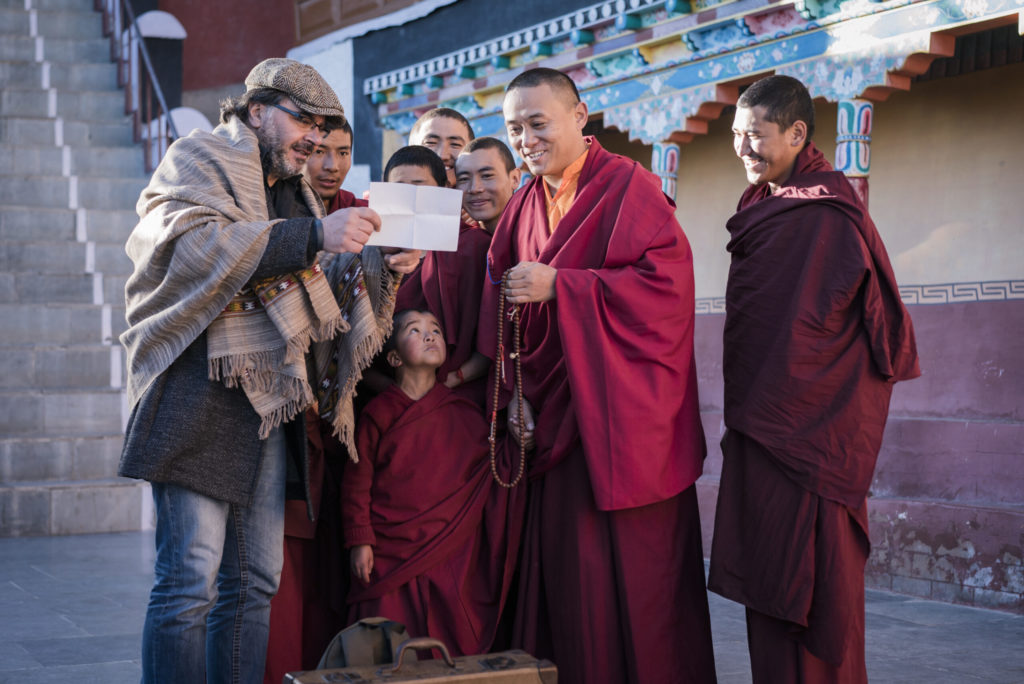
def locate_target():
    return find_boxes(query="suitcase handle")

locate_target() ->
[390,637,456,672]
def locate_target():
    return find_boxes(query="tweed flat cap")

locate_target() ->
[245,58,345,119]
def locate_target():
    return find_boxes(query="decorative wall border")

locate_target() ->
[695,280,1024,314]
[370,0,1023,145]
[898,280,1024,305]
[363,0,669,94]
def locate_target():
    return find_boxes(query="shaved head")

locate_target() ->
[409,107,474,186]
[409,108,474,144]
[505,67,581,109]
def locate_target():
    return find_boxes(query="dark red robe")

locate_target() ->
[341,383,523,657]
[327,188,368,212]
[263,187,369,683]
[708,143,920,678]
[395,223,491,407]
[478,138,715,683]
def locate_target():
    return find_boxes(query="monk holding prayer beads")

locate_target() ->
[478,67,716,684]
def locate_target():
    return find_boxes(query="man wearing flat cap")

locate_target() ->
[118,58,420,683]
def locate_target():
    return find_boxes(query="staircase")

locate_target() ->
[0,0,151,536]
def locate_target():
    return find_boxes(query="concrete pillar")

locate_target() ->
[651,141,680,200]
[835,98,873,206]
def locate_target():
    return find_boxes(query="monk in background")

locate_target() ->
[264,121,365,684]
[708,74,920,683]
[391,134,493,406]
[455,137,522,235]
[408,107,473,187]
[479,67,716,684]
[304,119,366,212]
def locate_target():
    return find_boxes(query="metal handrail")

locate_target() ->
[96,0,180,172]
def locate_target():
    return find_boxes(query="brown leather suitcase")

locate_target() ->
[284,638,557,683]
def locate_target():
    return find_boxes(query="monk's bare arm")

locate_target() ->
[444,351,490,388]
[504,261,557,303]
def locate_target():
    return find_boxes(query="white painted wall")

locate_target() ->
[287,0,459,199]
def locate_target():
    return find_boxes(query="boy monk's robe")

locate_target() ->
[395,223,491,407]
[341,383,523,656]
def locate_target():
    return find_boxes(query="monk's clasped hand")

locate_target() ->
[504,261,557,304]
[382,248,423,274]
[508,397,537,451]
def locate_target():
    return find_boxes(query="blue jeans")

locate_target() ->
[141,427,286,684]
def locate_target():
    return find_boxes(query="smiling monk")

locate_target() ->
[303,119,366,212]
[478,67,716,684]
[408,107,474,187]
[455,137,521,234]
[708,75,920,683]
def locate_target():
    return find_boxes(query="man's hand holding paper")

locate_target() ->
[322,206,381,254]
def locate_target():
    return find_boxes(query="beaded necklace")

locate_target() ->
[488,269,527,489]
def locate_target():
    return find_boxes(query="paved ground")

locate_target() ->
[0,532,1021,683]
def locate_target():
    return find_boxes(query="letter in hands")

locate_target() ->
[322,206,422,271]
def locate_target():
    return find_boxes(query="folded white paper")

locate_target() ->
[366,182,462,252]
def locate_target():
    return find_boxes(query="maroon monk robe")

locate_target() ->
[327,187,368,212]
[708,142,919,678]
[264,188,370,683]
[478,138,716,684]
[341,383,524,657]
[395,223,491,407]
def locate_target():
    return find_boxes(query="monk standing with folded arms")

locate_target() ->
[708,74,920,683]
[479,67,716,684]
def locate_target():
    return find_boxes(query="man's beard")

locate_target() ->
[256,118,312,180]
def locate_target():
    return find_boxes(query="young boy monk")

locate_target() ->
[341,309,523,657]
[381,146,492,406]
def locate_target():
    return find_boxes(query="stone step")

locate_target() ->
[0,205,137,242]
[0,206,140,245]
[1,86,125,120]
[0,34,110,63]
[94,242,133,274]
[0,173,145,210]
[0,142,145,177]
[0,478,148,537]
[72,144,145,177]
[0,343,119,390]
[0,8,103,40]
[0,205,76,241]
[0,238,88,273]
[79,175,147,210]
[0,302,110,345]
[0,59,119,91]
[0,271,129,306]
[0,271,99,304]
[103,272,129,303]
[111,304,128,341]
[80,208,138,242]
[0,387,124,437]
[0,115,135,147]
[0,433,123,485]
